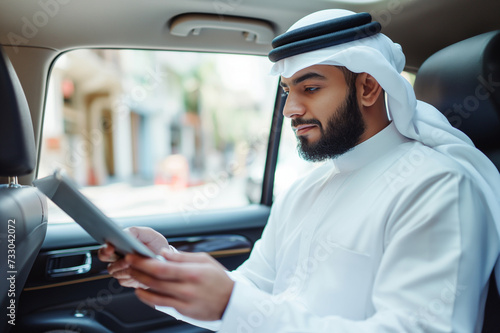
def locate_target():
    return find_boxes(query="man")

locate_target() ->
[99,9,500,332]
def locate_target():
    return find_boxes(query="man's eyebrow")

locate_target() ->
[280,72,327,88]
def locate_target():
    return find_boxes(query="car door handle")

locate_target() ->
[46,251,92,278]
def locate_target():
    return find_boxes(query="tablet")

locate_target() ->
[34,170,164,261]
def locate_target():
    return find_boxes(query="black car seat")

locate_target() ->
[0,46,48,331]
[413,30,500,333]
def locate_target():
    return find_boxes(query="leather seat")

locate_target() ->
[414,30,500,333]
[414,30,500,168]
[0,46,48,331]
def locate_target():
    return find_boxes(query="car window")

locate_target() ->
[39,50,278,223]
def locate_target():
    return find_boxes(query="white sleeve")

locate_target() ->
[216,174,499,332]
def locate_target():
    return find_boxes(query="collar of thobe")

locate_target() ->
[333,122,407,173]
[270,9,500,240]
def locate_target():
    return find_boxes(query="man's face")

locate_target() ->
[280,65,365,162]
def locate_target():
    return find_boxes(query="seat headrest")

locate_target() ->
[0,46,36,177]
[414,30,500,154]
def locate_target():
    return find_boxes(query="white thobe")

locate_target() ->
[157,123,499,332]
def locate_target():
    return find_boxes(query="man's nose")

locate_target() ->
[282,94,306,119]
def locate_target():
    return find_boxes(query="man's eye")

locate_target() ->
[283,89,290,95]
[305,87,319,93]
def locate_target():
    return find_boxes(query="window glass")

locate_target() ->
[40,50,278,223]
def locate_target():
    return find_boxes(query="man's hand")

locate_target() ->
[97,226,170,288]
[126,250,235,321]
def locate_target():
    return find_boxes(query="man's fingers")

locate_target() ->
[110,267,132,280]
[98,243,119,262]
[128,266,199,301]
[125,254,184,281]
[107,258,129,275]
[126,254,202,282]
[119,278,140,288]
[135,288,188,310]
[161,249,211,264]
[125,226,148,239]
[125,227,169,254]
[125,251,233,321]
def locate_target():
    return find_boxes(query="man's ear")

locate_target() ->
[356,73,383,108]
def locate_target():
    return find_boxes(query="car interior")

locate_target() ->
[1,0,500,332]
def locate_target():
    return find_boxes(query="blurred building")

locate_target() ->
[41,50,199,187]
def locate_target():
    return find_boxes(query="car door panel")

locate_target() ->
[15,205,270,332]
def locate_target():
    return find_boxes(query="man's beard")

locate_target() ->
[293,86,366,162]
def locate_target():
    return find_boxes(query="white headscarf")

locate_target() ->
[271,9,500,239]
